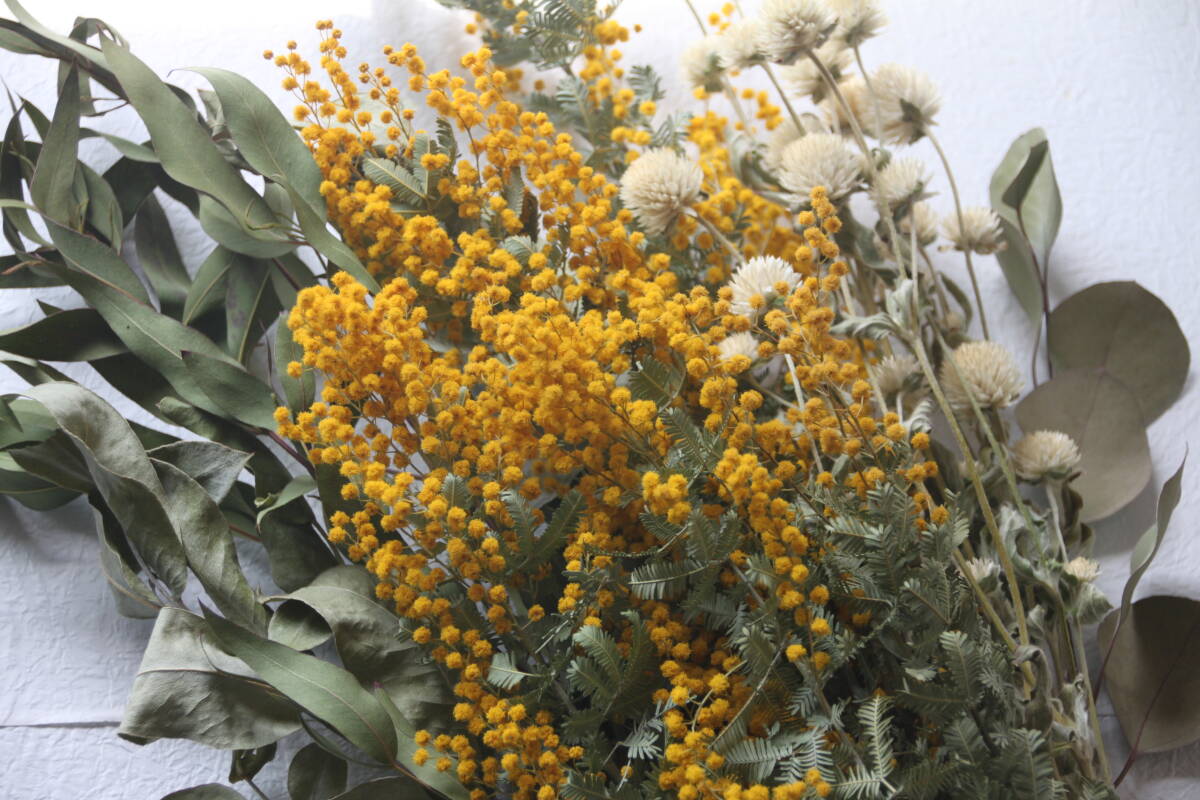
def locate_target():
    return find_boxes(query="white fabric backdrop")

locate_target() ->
[1,1,1197,797]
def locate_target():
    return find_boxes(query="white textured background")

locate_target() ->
[1,1,1198,798]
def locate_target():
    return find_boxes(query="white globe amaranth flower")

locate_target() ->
[965,557,999,583]
[619,148,703,236]
[763,115,828,174]
[829,0,887,47]
[728,255,800,317]
[757,0,836,64]
[1011,430,1082,481]
[939,341,1023,412]
[716,18,765,71]
[873,353,920,397]
[778,40,851,100]
[681,35,725,92]
[900,201,940,247]
[819,75,870,135]
[1064,556,1100,583]
[942,206,1005,255]
[874,156,932,206]
[718,331,761,363]
[779,132,860,200]
[870,63,941,144]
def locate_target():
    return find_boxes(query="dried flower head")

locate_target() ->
[757,0,836,64]
[619,148,703,236]
[716,18,765,71]
[681,35,725,92]
[875,156,932,206]
[943,206,1005,255]
[873,353,921,397]
[779,133,860,200]
[1064,557,1100,583]
[728,255,800,316]
[900,201,940,247]
[778,40,851,100]
[940,341,1023,411]
[718,331,761,362]
[829,0,887,47]
[763,115,827,173]
[1011,430,1081,481]
[965,557,1000,583]
[870,63,941,143]
[819,75,870,134]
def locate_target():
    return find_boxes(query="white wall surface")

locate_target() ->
[1,1,1198,797]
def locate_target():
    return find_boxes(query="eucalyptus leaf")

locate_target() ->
[154,459,267,632]
[229,743,277,785]
[135,193,191,317]
[374,687,470,800]
[147,440,250,503]
[198,194,296,258]
[203,608,399,765]
[225,256,281,364]
[1099,595,1200,754]
[329,778,434,800]
[119,607,302,748]
[24,382,189,595]
[990,128,1061,268]
[0,455,79,508]
[93,502,161,619]
[184,246,245,325]
[161,786,245,800]
[79,162,123,245]
[1015,368,1151,522]
[8,431,93,492]
[47,217,150,303]
[189,68,323,215]
[52,263,236,419]
[0,307,124,361]
[183,350,280,429]
[276,312,315,412]
[100,37,280,239]
[1117,455,1186,633]
[287,743,348,800]
[1047,282,1189,423]
[29,64,80,227]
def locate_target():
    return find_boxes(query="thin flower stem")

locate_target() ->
[761,62,804,132]
[927,129,991,339]
[905,331,1035,682]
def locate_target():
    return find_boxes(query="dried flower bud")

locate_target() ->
[779,133,860,200]
[619,148,702,236]
[875,156,932,206]
[965,557,999,583]
[870,63,941,144]
[718,331,761,362]
[940,341,1023,412]
[942,206,1005,255]
[728,255,800,317]
[716,18,766,71]
[778,40,851,100]
[757,0,836,64]
[681,35,725,92]
[873,353,921,397]
[1011,430,1081,481]
[1064,556,1100,583]
[829,0,887,48]
[900,201,939,247]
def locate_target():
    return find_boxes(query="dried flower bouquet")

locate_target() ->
[0,1,1194,798]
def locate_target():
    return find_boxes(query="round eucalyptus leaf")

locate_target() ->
[1048,282,1189,423]
[1098,595,1200,754]
[1016,368,1151,522]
